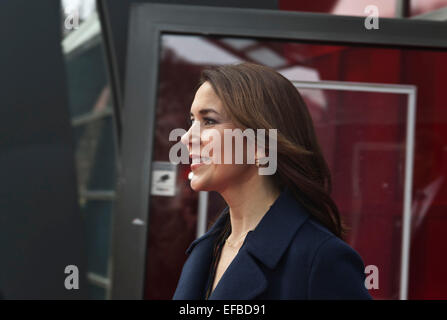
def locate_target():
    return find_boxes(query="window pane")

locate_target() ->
[144,33,447,299]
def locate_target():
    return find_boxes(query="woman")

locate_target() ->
[173,62,372,300]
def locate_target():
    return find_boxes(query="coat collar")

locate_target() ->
[186,187,310,268]
[177,186,310,300]
[243,186,310,269]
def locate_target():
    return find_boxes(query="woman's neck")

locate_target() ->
[219,175,281,239]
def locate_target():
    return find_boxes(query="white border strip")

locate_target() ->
[291,80,417,300]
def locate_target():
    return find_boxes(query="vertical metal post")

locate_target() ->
[197,191,209,238]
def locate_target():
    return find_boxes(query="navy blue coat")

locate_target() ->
[173,187,373,300]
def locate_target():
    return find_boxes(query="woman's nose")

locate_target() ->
[181,121,200,148]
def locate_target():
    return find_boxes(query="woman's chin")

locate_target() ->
[190,182,201,191]
[190,173,215,192]
[190,174,205,191]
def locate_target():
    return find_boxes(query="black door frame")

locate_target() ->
[110,3,447,299]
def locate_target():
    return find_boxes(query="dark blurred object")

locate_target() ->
[0,0,87,299]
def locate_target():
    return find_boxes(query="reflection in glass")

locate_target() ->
[61,1,117,300]
[145,33,447,299]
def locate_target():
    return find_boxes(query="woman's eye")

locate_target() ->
[203,118,217,126]
[188,117,217,127]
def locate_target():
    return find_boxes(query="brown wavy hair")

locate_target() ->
[198,62,348,240]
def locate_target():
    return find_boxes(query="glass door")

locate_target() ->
[111,3,447,300]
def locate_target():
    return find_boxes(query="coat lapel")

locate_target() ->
[243,187,310,269]
[173,187,310,300]
[207,242,267,300]
[208,187,310,300]
[172,235,215,299]
[173,208,229,299]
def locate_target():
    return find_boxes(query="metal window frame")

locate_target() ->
[79,190,116,201]
[71,105,114,127]
[97,0,123,147]
[111,3,447,299]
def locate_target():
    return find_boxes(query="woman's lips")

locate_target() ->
[190,156,211,171]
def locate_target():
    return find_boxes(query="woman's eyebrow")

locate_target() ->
[190,108,220,117]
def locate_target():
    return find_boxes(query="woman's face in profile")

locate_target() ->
[181,81,254,192]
